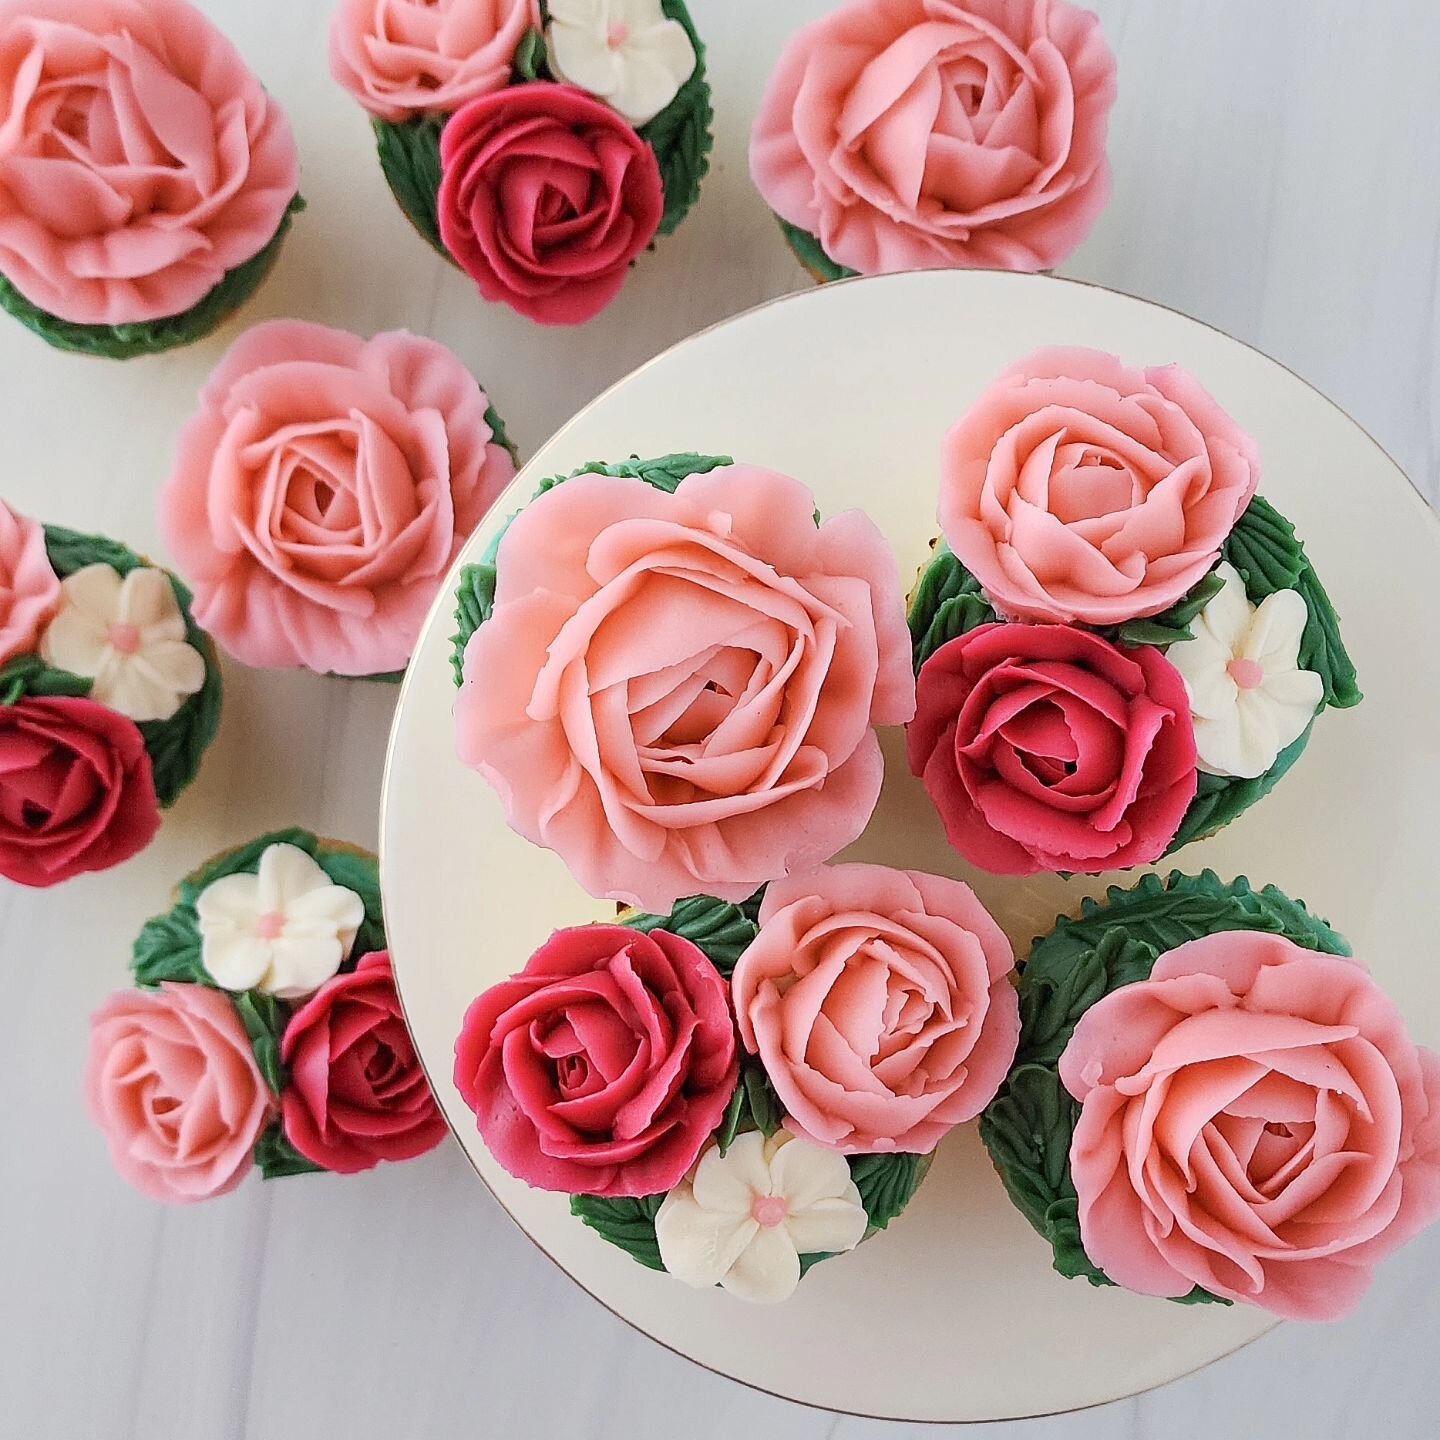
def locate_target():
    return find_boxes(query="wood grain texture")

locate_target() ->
[1,1,1437,1437]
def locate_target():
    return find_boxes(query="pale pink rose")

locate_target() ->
[750,0,1117,274]
[0,0,299,326]
[86,983,273,1203]
[1061,932,1440,1320]
[0,501,58,665]
[939,347,1261,625]
[160,320,516,676]
[329,0,541,123]
[732,864,1018,1153]
[456,466,915,912]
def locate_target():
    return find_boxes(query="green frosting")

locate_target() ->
[0,197,302,359]
[570,1192,668,1271]
[373,115,448,259]
[130,827,385,1138]
[979,870,1350,1301]
[639,0,713,238]
[775,217,858,283]
[1111,568,1226,649]
[622,891,761,979]
[253,1122,325,1180]
[907,542,998,673]
[0,526,224,807]
[450,452,734,687]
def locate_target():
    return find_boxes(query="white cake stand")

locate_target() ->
[380,270,1440,1423]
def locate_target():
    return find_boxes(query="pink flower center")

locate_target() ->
[606,20,629,47]
[750,1194,789,1228]
[255,911,286,940]
[107,622,141,655]
[1227,657,1265,690]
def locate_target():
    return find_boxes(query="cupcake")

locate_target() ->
[980,871,1440,1320]
[750,0,1117,282]
[453,861,1017,1301]
[450,452,916,911]
[330,0,712,325]
[0,504,223,885]
[0,0,301,358]
[158,320,517,679]
[87,828,446,1201]
[906,347,1360,876]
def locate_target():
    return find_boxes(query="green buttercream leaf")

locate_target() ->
[484,399,520,466]
[374,115,447,258]
[450,562,498,685]
[0,652,90,704]
[177,826,317,904]
[536,451,733,498]
[513,26,548,82]
[1293,562,1362,709]
[638,0,713,237]
[41,525,223,807]
[848,1152,927,1233]
[907,542,998,673]
[0,198,302,359]
[1113,569,1225,648]
[714,1082,746,1157]
[131,904,207,988]
[621,891,761,979]
[233,990,289,1097]
[570,1192,667,1270]
[742,1063,781,1138]
[255,1122,325,1180]
[775,217,857,282]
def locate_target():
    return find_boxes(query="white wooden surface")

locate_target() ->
[2,2,1438,1437]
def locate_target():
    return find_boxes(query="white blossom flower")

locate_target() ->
[196,843,365,999]
[654,1128,868,1303]
[545,0,697,128]
[1166,562,1324,779]
[40,564,206,723]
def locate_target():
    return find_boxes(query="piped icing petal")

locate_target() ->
[0,502,59,664]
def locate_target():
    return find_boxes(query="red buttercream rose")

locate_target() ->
[907,623,1196,874]
[280,951,447,1175]
[437,82,664,326]
[453,924,738,1197]
[0,696,160,886]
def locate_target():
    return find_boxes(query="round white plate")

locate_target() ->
[381,270,1440,1423]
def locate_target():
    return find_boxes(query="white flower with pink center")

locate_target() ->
[1167,562,1323,779]
[39,564,205,723]
[654,1127,868,1303]
[195,844,365,998]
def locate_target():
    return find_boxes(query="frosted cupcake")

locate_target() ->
[907,347,1360,876]
[0,0,301,357]
[0,503,222,885]
[87,828,446,1201]
[330,0,712,324]
[454,862,1018,1301]
[981,872,1440,1320]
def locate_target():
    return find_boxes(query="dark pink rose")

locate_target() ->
[453,924,738,1196]
[438,82,664,325]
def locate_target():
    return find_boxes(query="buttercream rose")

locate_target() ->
[0,695,159,885]
[453,924,738,1196]
[86,982,273,1202]
[0,0,299,326]
[939,347,1261,625]
[751,0,1116,275]
[329,0,540,122]
[455,464,915,910]
[908,623,1197,874]
[732,864,1019,1153]
[1061,932,1440,1320]
[160,320,515,675]
[438,83,664,326]
[280,951,446,1174]
[0,501,58,664]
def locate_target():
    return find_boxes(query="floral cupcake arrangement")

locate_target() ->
[330,0,712,324]
[0,0,301,357]
[87,829,446,1200]
[0,502,221,886]
[750,0,1118,281]
[158,320,517,679]
[981,871,1440,1320]
[907,347,1360,876]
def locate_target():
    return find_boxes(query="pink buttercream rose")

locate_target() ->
[939,347,1262,625]
[86,982,273,1203]
[438,83,664,326]
[750,0,1116,275]
[907,624,1197,875]
[732,864,1019,1153]
[0,0,299,326]
[453,924,738,1197]
[160,320,516,676]
[1061,933,1440,1320]
[329,0,540,122]
[455,465,916,911]
[0,501,58,664]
